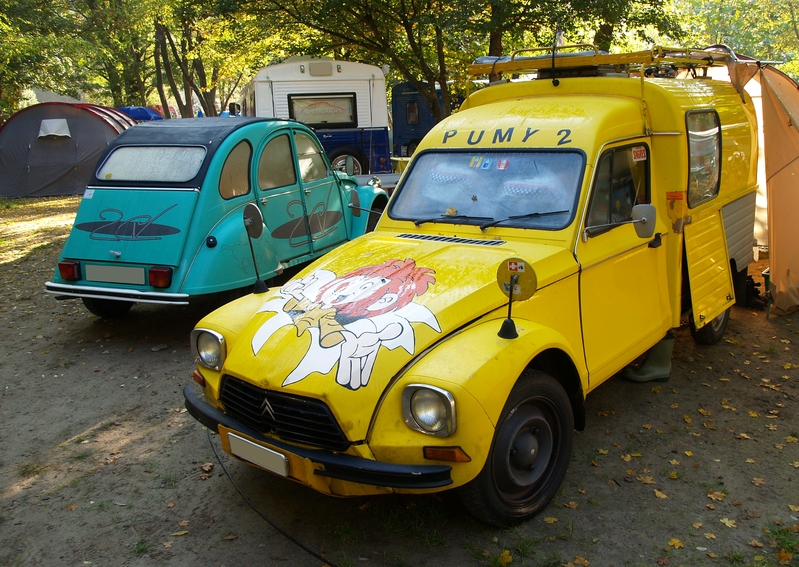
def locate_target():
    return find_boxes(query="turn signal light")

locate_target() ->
[149,266,172,288]
[58,261,81,281]
[423,446,471,462]
[192,370,206,387]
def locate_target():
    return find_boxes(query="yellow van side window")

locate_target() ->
[586,144,649,232]
[686,110,721,208]
[219,140,252,200]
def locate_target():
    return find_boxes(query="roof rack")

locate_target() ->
[467,44,734,78]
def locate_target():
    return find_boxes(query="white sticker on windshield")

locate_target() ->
[84,189,94,199]
[632,146,647,162]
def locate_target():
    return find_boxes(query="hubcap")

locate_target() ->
[494,404,555,499]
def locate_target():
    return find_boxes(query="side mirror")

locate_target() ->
[632,204,656,239]
[243,203,267,293]
[345,156,355,176]
[582,203,657,241]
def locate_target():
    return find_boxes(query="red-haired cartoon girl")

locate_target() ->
[252,259,439,390]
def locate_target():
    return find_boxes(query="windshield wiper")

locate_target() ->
[479,210,569,231]
[414,214,492,227]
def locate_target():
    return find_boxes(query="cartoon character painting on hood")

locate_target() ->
[251,259,441,390]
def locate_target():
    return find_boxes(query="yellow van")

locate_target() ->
[184,46,760,527]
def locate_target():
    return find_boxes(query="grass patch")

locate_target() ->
[133,539,150,554]
[18,461,47,478]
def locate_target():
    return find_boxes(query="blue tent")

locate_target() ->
[117,106,163,122]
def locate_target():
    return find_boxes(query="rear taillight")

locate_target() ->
[58,261,81,281]
[149,267,173,288]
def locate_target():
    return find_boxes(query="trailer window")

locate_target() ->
[586,144,650,234]
[406,101,419,125]
[294,132,327,182]
[258,134,297,190]
[686,110,721,208]
[219,140,251,199]
[288,93,357,128]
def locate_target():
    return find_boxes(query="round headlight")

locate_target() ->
[411,389,447,433]
[196,331,222,369]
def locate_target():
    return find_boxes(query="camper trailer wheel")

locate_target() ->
[689,307,730,345]
[458,370,574,527]
[82,297,133,318]
[330,147,366,175]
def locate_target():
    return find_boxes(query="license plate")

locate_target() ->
[84,264,145,285]
[228,433,288,476]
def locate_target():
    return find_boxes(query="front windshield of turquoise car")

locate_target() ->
[388,150,585,230]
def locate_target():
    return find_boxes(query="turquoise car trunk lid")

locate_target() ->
[61,188,199,267]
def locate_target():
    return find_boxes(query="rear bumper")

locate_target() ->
[45,282,189,305]
[183,384,452,490]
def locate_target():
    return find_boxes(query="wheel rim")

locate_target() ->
[492,399,559,504]
[331,155,363,175]
[708,310,727,333]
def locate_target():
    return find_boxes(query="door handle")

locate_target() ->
[304,188,311,194]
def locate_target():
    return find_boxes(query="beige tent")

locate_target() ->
[757,66,799,315]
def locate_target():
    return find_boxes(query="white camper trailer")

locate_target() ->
[241,57,392,175]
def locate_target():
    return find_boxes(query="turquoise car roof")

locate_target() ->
[90,117,292,188]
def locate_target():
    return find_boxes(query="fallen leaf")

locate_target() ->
[171,530,189,537]
[201,462,214,472]
[655,558,669,566]
[167,502,175,508]
[737,433,751,440]
[670,460,680,465]
[668,472,679,480]
[786,436,798,443]
[706,503,716,510]
[162,541,173,548]
[643,424,652,429]
[685,451,694,457]
[732,499,742,506]
[698,408,712,416]
[749,540,764,548]
[669,403,678,409]
[705,532,716,539]
[776,549,794,563]
[767,424,778,431]
[563,501,579,509]
[720,518,737,528]
[498,550,513,566]
[684,415,693,423]
[573,556,589,567]
[654,489,668,499]
[178,520,189,527]
[621,454,632,462]
[223,534,238,541]
[638,475,656,484]
[708,491,726,501]
[752,477,765,486]
[707,552,717,558]
[652,386,662,393]
[597,449,608,455]
[749,410,760,418]
[792,462,799,468]
[590,460,600,467]
[693,522,703,529]
[668,538,684,549]
[66,503,77,511]
[747,509,761,518]
[789,505,799,512]
[544,517,558,524]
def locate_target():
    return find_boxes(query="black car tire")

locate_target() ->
[689,307,730,345]
[458,369,574,527]
[82,297,133,318]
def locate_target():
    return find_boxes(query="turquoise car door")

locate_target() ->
[255,131,312,264]
[292,130,349,253]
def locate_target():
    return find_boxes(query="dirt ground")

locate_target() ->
[1,197,798,567]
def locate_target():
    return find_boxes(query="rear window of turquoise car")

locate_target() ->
[96,146,206,182]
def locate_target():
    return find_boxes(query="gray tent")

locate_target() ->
[0,102,136,197]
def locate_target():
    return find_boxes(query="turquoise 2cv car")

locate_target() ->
[45,117,388,317]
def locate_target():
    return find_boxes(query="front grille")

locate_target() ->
[220,376,350,451]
